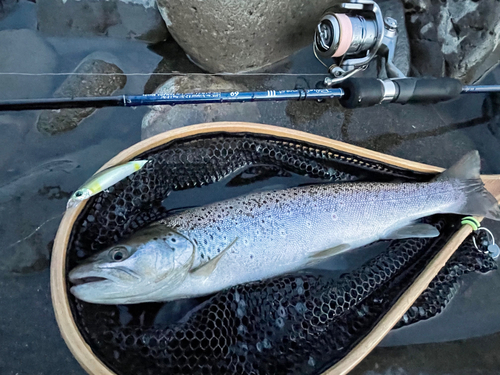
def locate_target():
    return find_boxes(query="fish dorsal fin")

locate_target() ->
[190,237,239,277]
[433,150,480,181]
[382,223,440,240]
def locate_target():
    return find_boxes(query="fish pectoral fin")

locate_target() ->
[190,237,238,278]
[308,243,351,262]
[382,223,440,240]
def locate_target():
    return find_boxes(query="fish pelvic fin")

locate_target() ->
[382,223,440,239]
[190,237,238,278]
[307,243,351,266]
[434,151,500,221]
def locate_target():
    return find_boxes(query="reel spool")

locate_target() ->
[314,0,404,86]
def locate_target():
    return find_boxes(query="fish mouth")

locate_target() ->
[68,267,113,286]
[71,276,108,286]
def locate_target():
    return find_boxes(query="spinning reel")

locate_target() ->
[313,0,406,87]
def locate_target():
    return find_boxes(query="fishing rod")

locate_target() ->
[2,0,500,112]
[0,89,344,111]
[1,80,499,112]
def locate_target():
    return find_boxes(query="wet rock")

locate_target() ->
[37,53,127,135]
[404,0,500,83]
[141,75,261,139]
[37,0,168,44]
[7,237,51,275]
[0,0,20,20]
[0,0,37,31]
[157,0,334,73]
[0,29,57,100]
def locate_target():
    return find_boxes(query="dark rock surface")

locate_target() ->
[0,0,20,20]
[0,29,57,100]
[37,53,127,135]
[404,0,500,83]
[37,0,168,43]
[353,330,500,375]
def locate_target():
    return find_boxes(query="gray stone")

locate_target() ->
[37,53,127,135]
[156,0,334,73]
[37,0,168,44]
[404,0,500,83]
[141,75,261,139]
[0,29,57,100]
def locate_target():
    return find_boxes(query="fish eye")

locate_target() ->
[110,246,128,261]
[75,190,83,197]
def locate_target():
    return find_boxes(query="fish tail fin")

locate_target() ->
[434,150,500,220]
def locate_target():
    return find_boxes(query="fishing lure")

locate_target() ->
[67,160,149,209]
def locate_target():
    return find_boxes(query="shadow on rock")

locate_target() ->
[353,95,498,153]
[144,39,205,94]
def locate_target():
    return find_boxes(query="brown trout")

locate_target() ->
[69,151,500,304]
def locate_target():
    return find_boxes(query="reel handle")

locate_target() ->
[338,78,463,108]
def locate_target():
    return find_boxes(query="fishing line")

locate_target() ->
[0,72,328,77]
[6,212,64,250]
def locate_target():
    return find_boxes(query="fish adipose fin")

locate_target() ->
[190,237,238,277]
[382,223,440,239]
[435,150,500,220]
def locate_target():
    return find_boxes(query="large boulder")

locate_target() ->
[141,75,261,139]
[156,0,333,73]
[0,29,57,100]
[37,0,168,43]
[37,53,127,135]
[404,0,500,83]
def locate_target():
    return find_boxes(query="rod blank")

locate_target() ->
[461,85,500,93]
[0,89,345,112]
